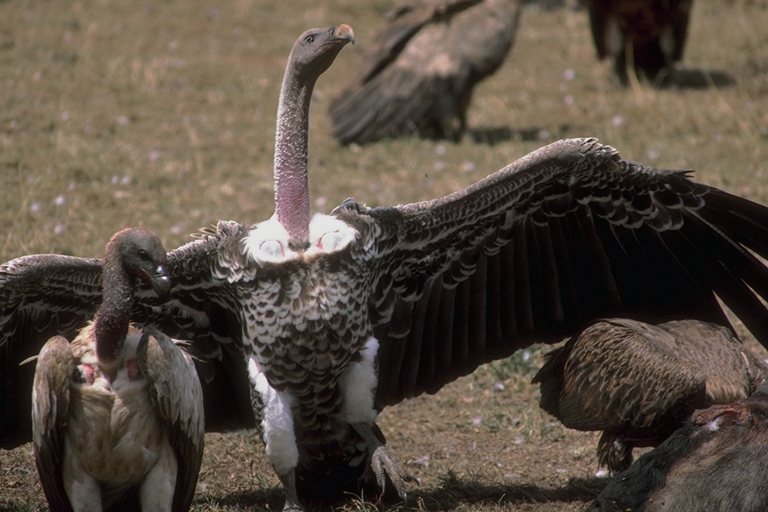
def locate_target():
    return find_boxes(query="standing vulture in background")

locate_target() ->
[533,319,767,475]
[6,22,768,512]
[581,0,694,85]
[31,228,204,512]
[589,383,768,512]
[329,0,522,144]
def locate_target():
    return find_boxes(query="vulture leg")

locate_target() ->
[351,422,414,501]
[278,471,302,512]
[597,431,633,475]
[341,337,414,500]
[247,360,301,511]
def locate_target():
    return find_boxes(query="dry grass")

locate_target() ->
[1,0,768,510]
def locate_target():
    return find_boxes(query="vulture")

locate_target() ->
[581,0,694,85]
[329,0,522,144]
[533,318,767,474]
[589,383,768,512]
[5,21,768,512]
[30,228,204,512]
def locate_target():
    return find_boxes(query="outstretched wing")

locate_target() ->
[1,255,102,449]
[0,220,254,449]
[151,220,256,434]
[138,330,205,512]
[339,137,768,408]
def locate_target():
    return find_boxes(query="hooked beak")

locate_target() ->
[333,24,355,45]
[148,264,172,300]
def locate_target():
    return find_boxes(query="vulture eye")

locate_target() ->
[259,240,285,258]
[137,249,150,261]
[305,35,315,44]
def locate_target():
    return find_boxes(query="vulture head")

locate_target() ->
[292,24,355,85]
[104,227,172,300]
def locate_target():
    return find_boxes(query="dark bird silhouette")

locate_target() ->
[5,22,768,512]
[329,0,521,144]
[589,383,768,512]
[581,0,694,85]
[533,318,767,474]
[30,228,204,512]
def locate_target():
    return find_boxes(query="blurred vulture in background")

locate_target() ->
[589,384,768,512]
[534,319,767,475]
[581,0,694,85]
[330,0,522,144]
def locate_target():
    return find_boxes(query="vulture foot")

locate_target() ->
[352,422,415,501]
[371,444,416,501]
[279,470,305,512]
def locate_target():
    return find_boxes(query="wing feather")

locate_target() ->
[138,330,205,512]
[1,256,101,449]
[31,335,75,512]
[361,138,768,407]
[1,220,254,448]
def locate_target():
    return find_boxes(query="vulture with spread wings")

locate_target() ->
[4,21,768,512]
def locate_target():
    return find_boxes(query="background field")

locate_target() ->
[2,0,768,510]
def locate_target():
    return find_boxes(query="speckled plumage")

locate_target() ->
[534,318,767,474]
[5,24,768,512]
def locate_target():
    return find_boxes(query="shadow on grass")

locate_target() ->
[194,474,607,511]
[194,486,284,511]
[666,68,737,89]
[469,123,577,146]
[409,473,607,510]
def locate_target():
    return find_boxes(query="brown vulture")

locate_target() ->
[330,0,522,144]
[534,318,767,474]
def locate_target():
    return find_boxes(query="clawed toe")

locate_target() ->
[371,445,417,500]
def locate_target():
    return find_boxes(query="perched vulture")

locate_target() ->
[581,0,694,85]
[30,228,204,512]
[533,318,767,474]
[5,22,768,512]
[589,384,768,512]
[329,0,522,144]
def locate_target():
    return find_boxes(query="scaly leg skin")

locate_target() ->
[278,470,303,512]
[352,422,416,501]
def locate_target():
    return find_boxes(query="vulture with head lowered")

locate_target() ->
[534,318,767,475]
[30,228,204,512]
[581,0,694,85]
[329,0,522,144]
[5,21,768,512]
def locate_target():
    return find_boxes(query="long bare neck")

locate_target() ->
[274,66,316,251]
[94,261,133,369]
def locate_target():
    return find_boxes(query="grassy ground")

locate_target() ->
[2,0,768,510]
